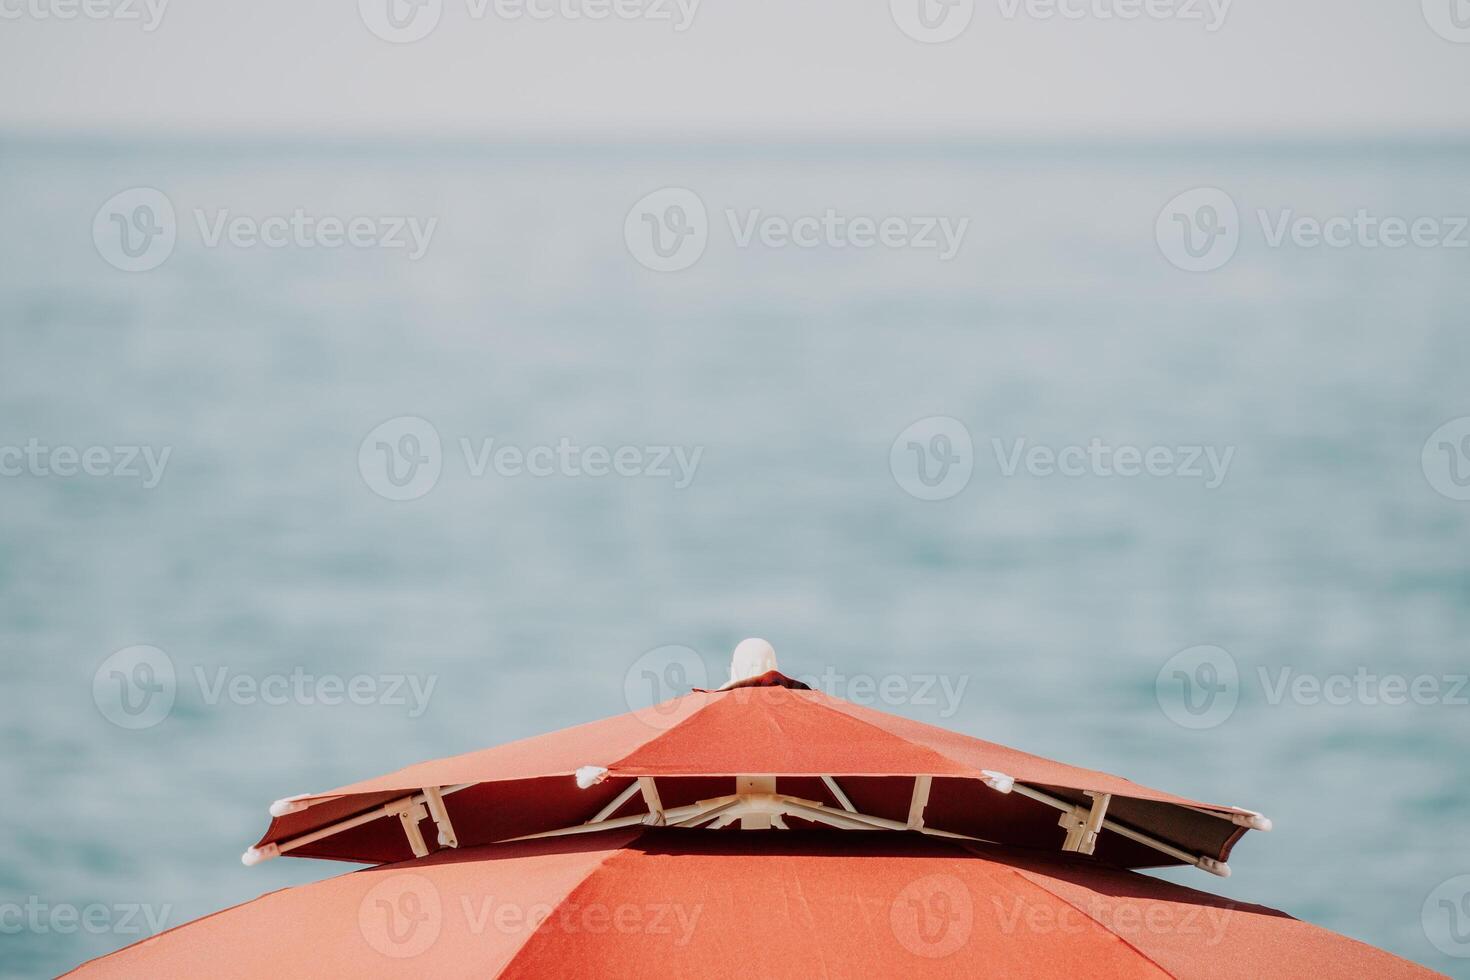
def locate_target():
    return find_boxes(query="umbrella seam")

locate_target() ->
[991,862,1183,980]
[494,826,653,978]
[803,692,1247,867]
[266,693,723,851]
[808,691,1248,816]
[56,885,299,977]
[796,691,987,776]
[603,690,728,773]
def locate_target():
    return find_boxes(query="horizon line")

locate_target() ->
[4,125,1470,155]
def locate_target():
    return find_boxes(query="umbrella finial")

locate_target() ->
[729,637,777,685]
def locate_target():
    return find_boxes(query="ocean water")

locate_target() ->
[1,136,1468,977]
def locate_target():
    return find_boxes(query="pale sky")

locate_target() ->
[1,0,1468,136]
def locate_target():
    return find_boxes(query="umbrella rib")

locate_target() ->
[638,777,665,825]
[243,783,474,866]
[802,692,1260,865]
[669,798,741,828]
[820,775,857,812]
[778,796,984,841]
[503,796,743,843]
[1006,782,1230,877]
[586,779,643,824]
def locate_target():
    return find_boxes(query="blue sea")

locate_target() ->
[1,136,1468,977]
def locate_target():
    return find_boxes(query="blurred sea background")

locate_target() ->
[1,135,1468,977]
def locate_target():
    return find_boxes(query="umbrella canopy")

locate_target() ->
[247,642,1267,877]
[68,829,1436,979]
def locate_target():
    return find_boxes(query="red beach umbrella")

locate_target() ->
[244,641,1267,878]
[68,830,1434,978]
[64,640,1441,978]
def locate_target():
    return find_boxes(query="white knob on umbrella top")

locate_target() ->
[730,638,777,685]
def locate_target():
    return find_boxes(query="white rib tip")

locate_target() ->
[575,766,610,789]
[1238,810,1272,832]
[980,770,1015,794]
[1198,857,1230,878]
[729,638,777,685]
[241,843,280,867]
[269,794,312,818]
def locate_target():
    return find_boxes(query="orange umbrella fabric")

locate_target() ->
[69,829,1438,979]
[251,673,1264,872]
